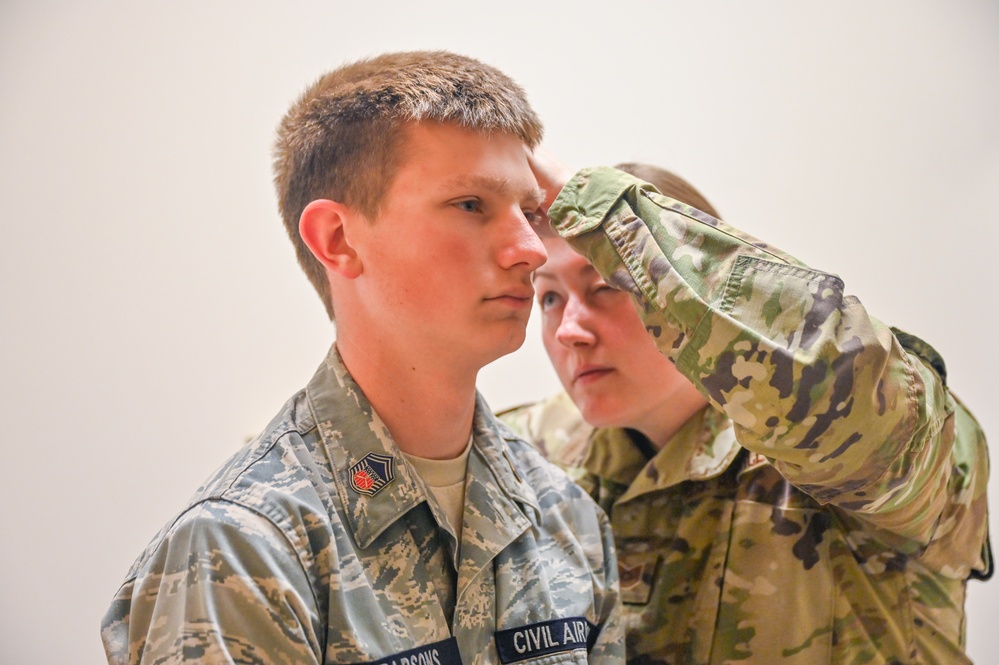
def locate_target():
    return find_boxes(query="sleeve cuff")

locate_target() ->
[549,166,642,238]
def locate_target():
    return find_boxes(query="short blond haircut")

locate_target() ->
[273,51,544,319]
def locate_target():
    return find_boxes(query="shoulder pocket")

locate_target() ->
[719,256,844,351]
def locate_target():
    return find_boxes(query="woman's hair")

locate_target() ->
[614,162,720,219]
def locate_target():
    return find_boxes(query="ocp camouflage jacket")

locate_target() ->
[503,167,990,665]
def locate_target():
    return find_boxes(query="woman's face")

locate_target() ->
[533,236,694,434]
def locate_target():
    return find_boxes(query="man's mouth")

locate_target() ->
[486,288,534,307]
[574,365,613,384]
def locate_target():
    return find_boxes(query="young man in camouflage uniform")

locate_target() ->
[503,157,990,664]
[101,53,622,665]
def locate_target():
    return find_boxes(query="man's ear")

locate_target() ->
[299,199,363,279]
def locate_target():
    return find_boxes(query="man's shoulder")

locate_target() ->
[123,389,335,579]
[193,389,324,502]
[498,391,594,473]
[102,386,334,665]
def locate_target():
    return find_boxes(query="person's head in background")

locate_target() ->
[532,163,718,448]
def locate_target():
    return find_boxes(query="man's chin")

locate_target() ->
[478,327,528,366]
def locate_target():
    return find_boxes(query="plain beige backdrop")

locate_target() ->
[1,1,997,662]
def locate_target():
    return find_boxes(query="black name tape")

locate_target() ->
[495,617,596,664]
[361,637,462,665]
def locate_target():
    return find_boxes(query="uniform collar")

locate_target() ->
[456,403,540,597]
[307,344,538,550]
[584,406,742,503]
[469,404,541,516]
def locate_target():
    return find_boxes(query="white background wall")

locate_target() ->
[2,1,997,662]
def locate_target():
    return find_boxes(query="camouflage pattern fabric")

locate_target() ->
[102,345,623,664]
[503,167,990,664]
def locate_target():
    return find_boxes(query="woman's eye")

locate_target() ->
[591,283,621,301]
[539,291,562,311]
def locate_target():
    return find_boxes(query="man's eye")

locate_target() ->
[522,208,539,224]
[455,200,480,213]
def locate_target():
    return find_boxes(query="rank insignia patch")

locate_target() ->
[618,552,659,605]
[349,452,395,496]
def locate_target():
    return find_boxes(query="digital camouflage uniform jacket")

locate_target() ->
[502,168,990,665]
[102,346,622,665]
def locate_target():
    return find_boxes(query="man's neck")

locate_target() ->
[334,334,478,461]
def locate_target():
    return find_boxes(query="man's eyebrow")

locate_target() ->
[441,174,544,205]
[525,186,545,207]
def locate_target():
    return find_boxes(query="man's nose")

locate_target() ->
[497,209,548,271]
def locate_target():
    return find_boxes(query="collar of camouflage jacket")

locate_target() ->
[584,406,743,504]
[306,344,541,551]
